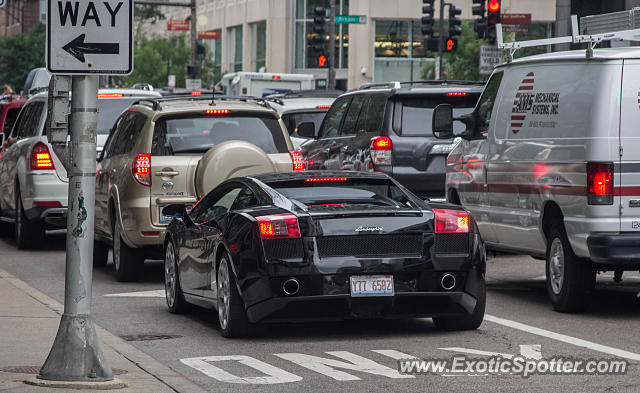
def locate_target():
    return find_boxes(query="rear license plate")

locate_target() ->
[159,205,192,224]
[350,275,394,297]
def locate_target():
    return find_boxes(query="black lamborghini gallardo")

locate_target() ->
[162,171,486,337]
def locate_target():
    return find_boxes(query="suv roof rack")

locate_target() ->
[498,9,640,60]
[266,89,343,99]
[131,94,273,111]
[359,81,402,90]
[359,80,484,90]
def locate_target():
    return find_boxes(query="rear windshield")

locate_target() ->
[97,98,143,135]
[268,178,421,209]
[152,113,288,155]
[399,96,478,136]
[281,111,325,137]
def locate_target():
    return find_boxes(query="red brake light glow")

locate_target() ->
[206,109,229,115]
[289,150,306,171]
[446,92,467,96]
[370,136,392,151]
[316,105,332,109]
[433,208,469,234]
[304,177,347,182]
[30,142,54,170]
[34,201,62,207]
[132,154,151,186]
[587,162,613,205]
[98,93,124,97]
[272,75,281,80]
[256,213,300,239]
[192,91,202,95]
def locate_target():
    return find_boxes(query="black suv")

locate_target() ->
[298,81,484,199]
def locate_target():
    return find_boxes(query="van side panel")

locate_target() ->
[619,59,640,233]
[488,62,621,257]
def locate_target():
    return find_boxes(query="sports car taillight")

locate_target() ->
[132,153,151,186]
[370,136,392,166]
[256,213,301,239]
[289,150,306,171]
[30,142,54,170]
[433,208,469,234]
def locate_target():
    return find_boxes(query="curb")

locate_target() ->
[0,268,209,393]
[24,376,126,390]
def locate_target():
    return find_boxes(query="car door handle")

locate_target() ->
[155,171,179,177]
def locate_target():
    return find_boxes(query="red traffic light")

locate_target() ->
[318,55,327,67]
[445,38,458,52]
[488,0,500,13]
[446,39,455,50]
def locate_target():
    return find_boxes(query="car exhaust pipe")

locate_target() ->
[441,273,456,291]
[282,278,300,296]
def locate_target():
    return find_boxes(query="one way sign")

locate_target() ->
[47,0,133,74]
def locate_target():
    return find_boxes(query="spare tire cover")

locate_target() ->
[195,140,276,198]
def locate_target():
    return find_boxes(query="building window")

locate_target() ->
[252,21,266,71]
[228,25,243,72]
[293,0,349,70]
[373,19,432,83]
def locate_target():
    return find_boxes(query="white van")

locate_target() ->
[218,72,314,97]
[432,16,640,313]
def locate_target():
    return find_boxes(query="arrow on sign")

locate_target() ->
[62,34,120,63]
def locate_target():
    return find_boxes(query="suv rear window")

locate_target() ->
[267,178,421,209]
[398,96,478,136]
[152,113,288,155]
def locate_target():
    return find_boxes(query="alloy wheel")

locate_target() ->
[549,237,565,295]
[113,225,121,272]
[165,243,176,308]
[217,258,231,330]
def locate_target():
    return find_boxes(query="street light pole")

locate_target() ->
[38,75,113,382]
[189,0,197,75]
[437,0,445,79]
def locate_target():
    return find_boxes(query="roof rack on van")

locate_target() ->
[498,9,640,61]
[131,94,273,111]
[398,80,485,86]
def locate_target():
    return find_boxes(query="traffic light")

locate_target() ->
[421,0,435,37]
[311,7,327,66]
[444,38,458,52]
[472,0,486,39]
[486,0,501,45]
[448,5,462,41]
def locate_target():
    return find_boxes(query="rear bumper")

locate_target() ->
[25,206,68,228]
[385,158,447,198]
[587,233,640,266]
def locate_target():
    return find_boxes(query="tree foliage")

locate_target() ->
[119,34,216,89]
[0,23,45,92]
[134,5,165,46]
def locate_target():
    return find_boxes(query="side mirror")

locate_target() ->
[162,204,187,219]
[296,122,316,138]
[432,104,454,139]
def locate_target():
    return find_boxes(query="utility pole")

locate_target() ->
[38,76,114,383]
[437,0,445,79]
[189,0,198,77]
[328,0,336,90]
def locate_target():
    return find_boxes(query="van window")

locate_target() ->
[476,72,503,135]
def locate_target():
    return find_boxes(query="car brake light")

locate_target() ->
[98,93,124,97]
[370,136,392,166]
[205,109,229,115]
[289,150,306,171]
[192,91,202,95]
[30,142,54,170]
[272,75,281,80]
[132,154,151,186]
[316,105,332,109]
[433,208,469,234]
[256,213,301,239]
[587,162,613,205]
[305,177,347,182]
[446,92,467,96]
[35,201,62,207]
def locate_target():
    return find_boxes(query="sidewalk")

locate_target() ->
[0,268,208,393]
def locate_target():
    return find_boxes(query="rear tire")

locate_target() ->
[217,254,251,338]
[15,188,45,249]
[433,279,486,331]
[165,240,187,313]
[546,222,595,313]
[93,240,109,267]
[113,223,143,282]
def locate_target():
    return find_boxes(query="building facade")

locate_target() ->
[0,0,45,37]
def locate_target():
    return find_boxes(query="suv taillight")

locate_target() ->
[256,213,301,239]
[30,142,54,170]
[289,150,306,171]
[370,136,392,166]
[132,154,151,186]
[433,208,469,234]
[587,162,613,205]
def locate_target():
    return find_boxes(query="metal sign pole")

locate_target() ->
[38,75,113,382]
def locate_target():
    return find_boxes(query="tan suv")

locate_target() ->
[94,96,305,281]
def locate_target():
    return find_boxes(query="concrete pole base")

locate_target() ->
[37,314,114,382]
[24,377,126,390]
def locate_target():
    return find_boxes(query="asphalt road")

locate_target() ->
[1,231,639,392]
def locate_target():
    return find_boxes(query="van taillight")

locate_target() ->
[289,150,306,171]
[370,136,392,166]
[433,208,469,234]
[132,154,151,186]
[587,162,613,205]
[256,213,301,239]
[30,142,54,170]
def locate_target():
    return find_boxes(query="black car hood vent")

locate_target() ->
[316,234,422,258]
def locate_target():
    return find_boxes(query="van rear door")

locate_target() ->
[618,59,640,232]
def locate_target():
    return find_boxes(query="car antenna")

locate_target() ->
[211,89,215,106]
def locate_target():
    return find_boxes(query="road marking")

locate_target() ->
[180,355,302,384]
[485,314,640,361]
[440,344,542,360]
[274,351,414,381]
[104,289,165,297]
[370,349,417,360]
